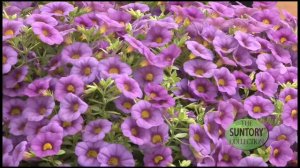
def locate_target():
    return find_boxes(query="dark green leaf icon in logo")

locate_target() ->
[225,119,269,150]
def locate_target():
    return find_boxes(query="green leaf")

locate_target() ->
[179,160,191,167]
[56,150,66,156]
[174,133,188,139]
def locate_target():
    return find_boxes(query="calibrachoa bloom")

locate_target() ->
[1,2,298,167]
[97,144,135,167]
[244,95,275,119]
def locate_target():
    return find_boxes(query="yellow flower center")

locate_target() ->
[273,25,280,30]
[253,106,262,113]
[73,103,79,112]
[280,37,287,44]
[39,107,47,115]
[236,79,243,84]
[71,54,80,59]
[42,30,49,36]
[195,69,204,75]
[175,15,183,24]
[109,67,119,74]
[155,37,163,43]
[141,110,150,119]
[202,40,209,47]
[189,53,196,60]
[154,155,164,164]
[66,84,75,93]
[216,59,223,67]
[150,92,157,99]
[4,29,14,36]
[87,150,98,158]
[273,148,279,157]
[43,143,53,151]
[131,128,138,136]
[152,134,162,144]
[285,95,292,102]
[123,83,131,91]
[194,134,201,142]
[123,102,132,109]
[3,56,7,64]
[145,73,154,81]
[140,60,149,67]
[218,129,223,136]
[62,121,72,128]
[291,109,297,118]
[277,134,287,141]
[262,19,270,24]
[94,127,102,134]
[11,107,21,116]
[108,157,119,166]
[126,46,134,53]
[222,154,230,162]
[197,85,205,93]
[54,9,64,14]
[100,25,107,34]
[259,83,265,90]
[266,63,273,69]
[218,79,226,86]
[84,67,91,76]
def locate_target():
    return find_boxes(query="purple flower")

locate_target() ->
[24,119,49,140]
[255,72,278,97]
[24,77,52,97]
[228,98,248,119]
[232,71,252,88]
[180,139,197,165]
[144,123,169,147]
[144,25,172,47]
[3,137,14,154]
[217,139,242,166]
[2,141,27,167]
[131,100,164,129]
[58,93,88,122]
[144,83,175,108]
[143,146,173,167]
[121,2,149,12]
[266,124,297,146]
[23,96,55,121]
[54,75,84,102]
[98,56,132,79]
[200,25,219,43]
[268,43,291,64]
[32,22,63,45]
[4,65,28,88]
[115,76,143,99]
[252,9,280,25]
[215,101,234,129]
[51,115,84,137]
[279,88,297,103]
[232,47,253,67]
[150,44,181,68]
[189,124,211,155]
[197,155,216,166]
[133,65,163,87]
[8,117,27,136]
[3,46,18,74]
[25,14,58,26]
[107,8,131,26]
[183,59,217,78]
[282,99,298,130]
[114,94,135,114]
[173,79,198,102]
[213,67,237,95]
[244,95,274,119]
[276,66,297,84]
[82,119,112,142]
[213,32,238,54]
[189,78,218,101]
[237,156,268,167]
[269,141,293,167]
[209,2,234,18]
[40,2,74,16]
[10,1,33,10]
[30,132,63,158]
[75,141,108,166]
[70,57,99,84]
[61,42,93,64]
[39,122,64,139]
[3,98,26,121]
[256,53,287,74]
[121,117,150,145]
[3,19,23,41]
[270,27,297,46]
[97,144,135,167]
[186,41,214,60]
[234,31,261,51]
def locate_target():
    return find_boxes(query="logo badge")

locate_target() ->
[225,119,269,150]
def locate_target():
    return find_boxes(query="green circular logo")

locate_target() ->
[225,119,269,150]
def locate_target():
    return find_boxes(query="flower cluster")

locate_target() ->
[2,1,298,167]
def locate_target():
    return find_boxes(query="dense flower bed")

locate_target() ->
[2,1,298,167]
